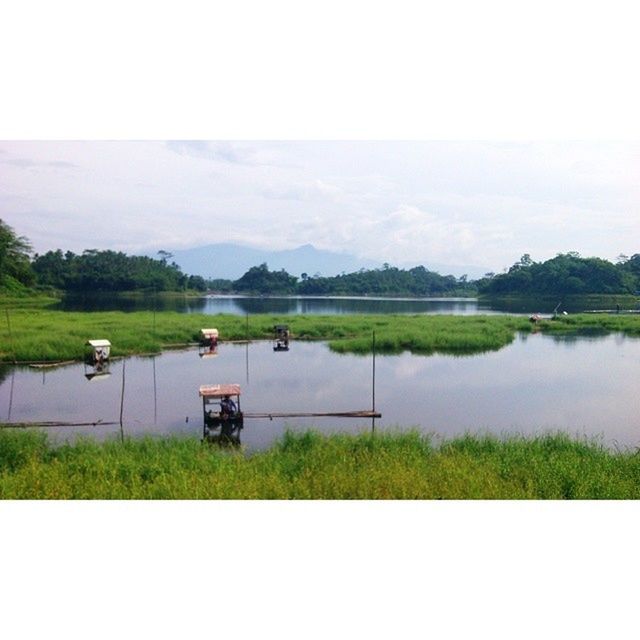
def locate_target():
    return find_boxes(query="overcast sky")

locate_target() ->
[1,140,639,273]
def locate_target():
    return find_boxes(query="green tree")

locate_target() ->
[0,219,35,288]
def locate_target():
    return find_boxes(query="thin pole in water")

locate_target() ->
[152,356,157,424]
[119,359,126,443]
[371,330,376,433]
[7,368,15,421]
[245,313,250,384]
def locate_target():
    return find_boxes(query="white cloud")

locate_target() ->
[1,141,639,271]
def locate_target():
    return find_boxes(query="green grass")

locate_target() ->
[0,308,531,361]
[1,300,640,362]
[1,429,639,499]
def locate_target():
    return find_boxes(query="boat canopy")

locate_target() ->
[86,339,111,348]
[199,384,241,398]
[200,329,219,339]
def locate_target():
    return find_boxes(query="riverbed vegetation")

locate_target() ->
[2,306,640,362]
[1,429,639,499]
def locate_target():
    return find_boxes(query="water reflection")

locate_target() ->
[2,334,640,450]
[55,293,494,315]
[52,292,639,316]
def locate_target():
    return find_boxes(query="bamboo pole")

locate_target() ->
[242,410,381,419]
[372,330,376,433]
[119,359,126,442]
[0,420,118,429]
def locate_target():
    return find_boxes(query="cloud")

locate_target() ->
[2,141,639,271]
[260,179,343,202]
[1,157,77,169]
[166,140,265,166]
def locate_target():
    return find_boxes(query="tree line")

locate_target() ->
[477,252,640,296]
[2,219,640,297]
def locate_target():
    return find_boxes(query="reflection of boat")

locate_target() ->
[199,383,243,443]
[199,329,219,357]
[84,370,112,381]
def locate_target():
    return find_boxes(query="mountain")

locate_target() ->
[168,243,381,280]
[166,243,491,281]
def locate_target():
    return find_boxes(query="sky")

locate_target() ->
[2,140,639,274]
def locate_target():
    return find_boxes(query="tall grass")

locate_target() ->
[1,429,639,499]
[1,306,639,362]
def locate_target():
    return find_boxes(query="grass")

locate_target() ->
[1,429,639,499]
[1,296,640,362]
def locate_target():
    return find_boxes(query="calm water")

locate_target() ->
[53,293,634,315]
[2,332,640,450]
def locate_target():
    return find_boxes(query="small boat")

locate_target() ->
[199,383,243,442]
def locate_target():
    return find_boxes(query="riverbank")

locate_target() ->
[1,307,640,362]
[1,429,638,499]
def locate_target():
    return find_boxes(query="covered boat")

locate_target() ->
[199,383,243,440]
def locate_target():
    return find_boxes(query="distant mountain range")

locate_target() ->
[166,243,490,280]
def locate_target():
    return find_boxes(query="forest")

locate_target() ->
[478,252,640,296]
[2,219,640,297]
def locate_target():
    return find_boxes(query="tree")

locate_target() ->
[0,219,35,287]
[157,250,173,264]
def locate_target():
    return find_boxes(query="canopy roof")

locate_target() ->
[200,329,219,337]
[86,339,111,348]
[199,383,241,398]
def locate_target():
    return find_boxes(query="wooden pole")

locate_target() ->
[119,359,126,443]
[152,356,157,424]
[242,410,381,419]
[7,369,15,422]
[371,330,376,433]
[246,313,250,383]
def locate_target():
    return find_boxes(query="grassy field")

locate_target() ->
[1,429,639,499]
[2,301,640,363]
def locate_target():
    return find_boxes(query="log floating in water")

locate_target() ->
[0,420,118,429]
[242,410,381,419]
[28,360,76,369]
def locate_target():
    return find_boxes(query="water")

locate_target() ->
[2,332,640,450]
[54,293,636,315]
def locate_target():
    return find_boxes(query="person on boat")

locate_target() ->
[220,395,237,419]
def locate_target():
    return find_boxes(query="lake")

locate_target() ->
[3,331,640,450]
[53,293,638,315]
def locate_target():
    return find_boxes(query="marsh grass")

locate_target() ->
[1,429,639,499]
[1,303,639,362]
[0,309,533,362]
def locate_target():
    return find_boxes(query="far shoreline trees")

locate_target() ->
[2,220,639,297]
[478,253,640,296]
